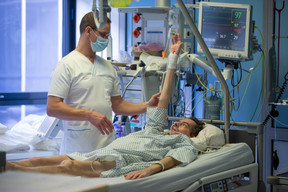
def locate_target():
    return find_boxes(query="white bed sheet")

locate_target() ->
[1,143,254,192]
[80,142,254,192]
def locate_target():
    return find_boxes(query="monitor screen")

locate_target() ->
[197,2,253,61]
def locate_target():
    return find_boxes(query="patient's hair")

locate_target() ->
[80,12,111,34]
[189,117,205,137]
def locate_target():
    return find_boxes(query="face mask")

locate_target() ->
[90,31,109,52]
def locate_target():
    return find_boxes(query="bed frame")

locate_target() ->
[169,117,265,192]
[183,163,258,192]
[1,118,265,192]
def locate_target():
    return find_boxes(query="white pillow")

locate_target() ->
[190,123,225,151]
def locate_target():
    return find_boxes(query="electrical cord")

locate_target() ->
[230,52,263,91]
[250,50,265,121]
[255,51,266,122]
[233,73,252,120]
[184,91,204,117]
[189,93,207,117]
[265,107,288,128]
[250,26,266,121]
[231,63,243,87]
[231,66,241,112]
[263,72,288,125]
[230,25,265,93]
[192,64,221,97]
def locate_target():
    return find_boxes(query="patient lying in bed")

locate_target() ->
[6,34,220,180]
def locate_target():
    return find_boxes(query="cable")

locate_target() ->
[263,72,288,125]
[255,50,266,122]
[184,91,204,117]
[231,66,241,112]
[233,73,252,120]
[229,50,264,121]
[275,166,288,175]
[251,26,266,121]
[189,93,207,117]
[230,63,243,87]
[193,64,210,91]
[231,52,263,91]
[250,50,265,121]
[254,26,264,48]
[265,107,288,127]
[230,26,264,94]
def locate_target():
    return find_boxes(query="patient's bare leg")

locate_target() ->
[6,155,70,169]
[7,159,116,177]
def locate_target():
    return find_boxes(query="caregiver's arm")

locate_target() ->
[111,92,161,116]
[124,156,182,180]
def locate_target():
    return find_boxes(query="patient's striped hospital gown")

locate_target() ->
[68,107,198,177]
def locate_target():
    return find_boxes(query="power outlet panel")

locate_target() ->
[184,28,192,39]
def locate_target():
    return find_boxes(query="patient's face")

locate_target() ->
[170,119,197,138]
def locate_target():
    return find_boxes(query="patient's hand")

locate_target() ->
[124,167,155,180]
[170,34,183,55]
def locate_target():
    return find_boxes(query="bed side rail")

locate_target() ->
[182,163,258,192]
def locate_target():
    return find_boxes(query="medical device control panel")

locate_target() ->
[203,173,250,192]
[203,180,227,192]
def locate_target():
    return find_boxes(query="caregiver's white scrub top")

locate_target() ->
[48,50,121,154]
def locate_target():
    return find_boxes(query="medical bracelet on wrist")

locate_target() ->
[155,161,165,171]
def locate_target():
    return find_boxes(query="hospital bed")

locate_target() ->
[1,1,264,190]
[0,119,263,192]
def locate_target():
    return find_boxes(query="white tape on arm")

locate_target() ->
[167,52,179,69]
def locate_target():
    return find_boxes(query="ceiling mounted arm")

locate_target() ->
[92,0,111,29]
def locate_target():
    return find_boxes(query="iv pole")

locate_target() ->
[176,0,231,143]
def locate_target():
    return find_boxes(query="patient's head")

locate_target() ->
[170,117,204,138]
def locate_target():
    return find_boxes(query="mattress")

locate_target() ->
[81,142,254,192]
[0,143,254,192]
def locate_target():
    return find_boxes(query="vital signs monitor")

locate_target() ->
[197,2,253,61]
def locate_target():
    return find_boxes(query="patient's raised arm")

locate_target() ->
[124,34,183,180]
[157,34,183,109]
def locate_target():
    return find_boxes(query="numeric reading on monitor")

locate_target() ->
[234,11,242,19]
